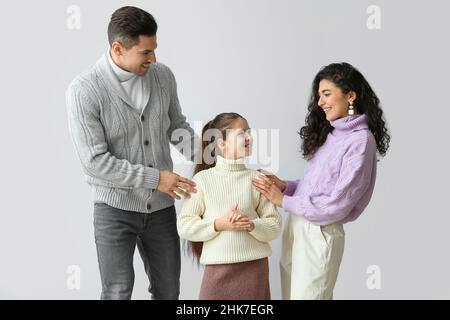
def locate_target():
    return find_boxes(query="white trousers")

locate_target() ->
[280,214,345,300]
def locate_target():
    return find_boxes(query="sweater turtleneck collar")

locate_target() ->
[215,155,247,171]
[330,114,369,136]
[107,48,135,83]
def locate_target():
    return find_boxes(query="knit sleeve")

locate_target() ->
[249,190,282,243]
[283,135,376,225]
[177,175,220,242]
[66,80,160,190]
[284,179,300,196]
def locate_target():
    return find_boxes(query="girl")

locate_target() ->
[253,62,390,299]
[177,112,282,300]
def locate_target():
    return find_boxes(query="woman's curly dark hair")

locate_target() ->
[299,62,390,159]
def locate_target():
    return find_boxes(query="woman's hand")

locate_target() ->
[257,169,287,192]
[214,204,254,232]
[252,174,284,208]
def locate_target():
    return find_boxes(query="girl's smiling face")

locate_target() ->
[218,118,253,159]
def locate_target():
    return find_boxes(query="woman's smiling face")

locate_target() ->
[317,79,357,121]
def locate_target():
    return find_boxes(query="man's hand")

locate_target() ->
[157,170,197,200]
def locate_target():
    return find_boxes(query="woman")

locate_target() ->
[177,112,282,300]
[252,62,390,299]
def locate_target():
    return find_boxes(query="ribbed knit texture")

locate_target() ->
[66,54,197,213]
[177,156,282,265]
[107,49,150,112]
[283,114,377,225]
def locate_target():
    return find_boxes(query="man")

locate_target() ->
[66,6,198,300]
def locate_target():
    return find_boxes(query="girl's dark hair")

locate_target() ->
[299,62,390,159]
[108,6,158,48]
[187,112,244,264]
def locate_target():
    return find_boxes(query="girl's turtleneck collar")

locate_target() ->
[215,155,247,171]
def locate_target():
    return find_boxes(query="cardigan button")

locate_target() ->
[141,115,145,122]
[147,203,152,210]
[144,140,149,146]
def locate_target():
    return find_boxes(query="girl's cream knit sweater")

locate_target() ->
[177,156,282,265]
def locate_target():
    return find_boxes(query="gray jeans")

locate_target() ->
[93,202,180,300]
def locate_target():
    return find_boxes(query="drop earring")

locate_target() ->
[348,101,355,115]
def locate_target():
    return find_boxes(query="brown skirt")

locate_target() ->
[199,258,271,300]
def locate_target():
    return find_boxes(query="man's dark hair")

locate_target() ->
[108,6,158,48]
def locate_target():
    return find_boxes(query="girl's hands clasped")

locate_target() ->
[214,204,255,232]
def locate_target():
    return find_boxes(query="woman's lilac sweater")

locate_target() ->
[282,114,377,225]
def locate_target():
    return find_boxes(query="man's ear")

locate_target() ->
[111,41,123,56]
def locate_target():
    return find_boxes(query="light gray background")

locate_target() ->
[1,0,449,299]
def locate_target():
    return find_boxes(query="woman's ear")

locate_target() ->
[347,91,357,103]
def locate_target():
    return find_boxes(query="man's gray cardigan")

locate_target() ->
[66,55,197,213]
